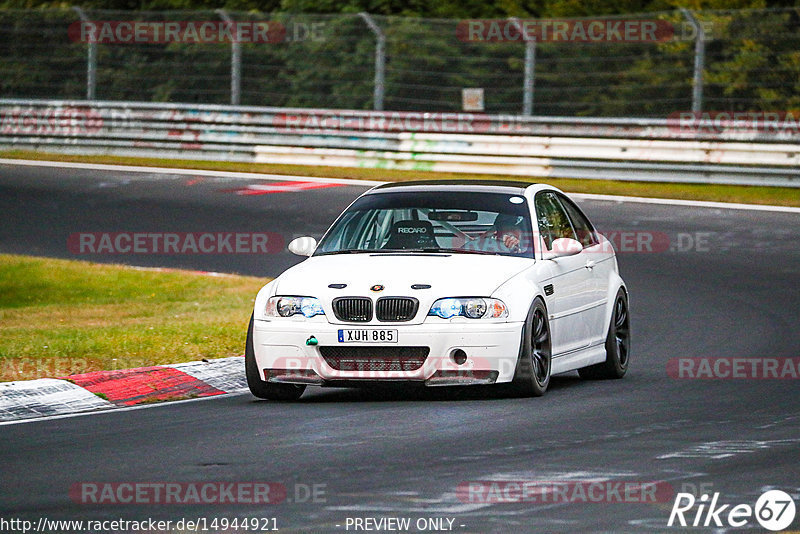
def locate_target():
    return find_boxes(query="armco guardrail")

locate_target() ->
[1,99,798,187]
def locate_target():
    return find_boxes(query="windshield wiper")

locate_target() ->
[421,247,496,255]
[372,247,495,255]
[315,250,367,256]
[319,248,499,256]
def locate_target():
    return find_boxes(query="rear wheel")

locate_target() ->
[509,298,552,397]
[245,314,306,401]
[579,289,630,380]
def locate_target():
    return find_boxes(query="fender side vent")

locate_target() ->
[544,284,554,296]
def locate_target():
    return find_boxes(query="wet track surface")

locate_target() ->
[1,161,799,533]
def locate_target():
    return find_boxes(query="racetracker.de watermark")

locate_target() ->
[272,111,501,134]
[0,107,103,135]
[456,18,674,42]
[457,480,675,503]
[667,111,800,136]
[67,232,284,255]
[450,230,713,254]
[68,20,287,43]
[267,355,497,380]
[0,357,98,381]
[667,357,800,380]
[69,482,326,505]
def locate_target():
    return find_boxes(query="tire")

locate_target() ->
[245,314,306,401]
[509,298,552,397]
[579,289,630,380]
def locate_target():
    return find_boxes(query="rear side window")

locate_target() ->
[557,194,598,248]
[534,191,576,250]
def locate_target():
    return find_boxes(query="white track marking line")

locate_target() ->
[570,192,800,213]
[2,158,799,213]
[0,158,387,187]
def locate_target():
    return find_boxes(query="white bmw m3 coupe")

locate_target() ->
[246,180,630,400]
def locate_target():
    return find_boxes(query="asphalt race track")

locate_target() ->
[1,161,799,533]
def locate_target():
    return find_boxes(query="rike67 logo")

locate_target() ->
[668,490,796,531]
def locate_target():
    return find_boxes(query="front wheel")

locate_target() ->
[509,298,552,397]
[579,289,630,380]
[245,314,306,401]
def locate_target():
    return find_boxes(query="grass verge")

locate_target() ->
[0,254,268,382]
[1,150,798,207]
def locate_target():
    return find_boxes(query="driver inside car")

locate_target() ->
[463,213,529,254]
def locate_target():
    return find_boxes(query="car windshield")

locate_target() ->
[315,190,535,258]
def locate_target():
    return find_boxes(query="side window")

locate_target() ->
[557,194,598,248]
[534,192,576,250]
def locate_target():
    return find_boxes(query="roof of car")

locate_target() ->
[368,179,541,194]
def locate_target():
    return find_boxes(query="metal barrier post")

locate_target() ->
[681,8,705,114]
[510,18,536,116]
[358,13,385,111]
[217,9,241,106]
[72,7,96,101]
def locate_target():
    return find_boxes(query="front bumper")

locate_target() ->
[252,319,524,386]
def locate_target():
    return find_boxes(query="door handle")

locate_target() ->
[584,260,596,270]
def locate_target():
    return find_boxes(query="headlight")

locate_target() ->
[428,298,508,319]
[265,296,325,318]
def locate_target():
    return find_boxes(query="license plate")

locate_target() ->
[338,329,398,343]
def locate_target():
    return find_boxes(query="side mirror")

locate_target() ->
[288,236,317,257]
[542,237,583,260]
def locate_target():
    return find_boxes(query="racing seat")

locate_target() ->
[382,220,439,250]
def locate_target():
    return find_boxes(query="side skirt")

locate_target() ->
[551,343,606,375]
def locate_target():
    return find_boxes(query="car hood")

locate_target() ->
[273,253,531,324]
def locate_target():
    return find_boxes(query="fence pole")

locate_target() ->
[358,13,385,111]
[217,10,241,106]
[72,7,96,100]
[681,8,705,114]
[510,18,536,116]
